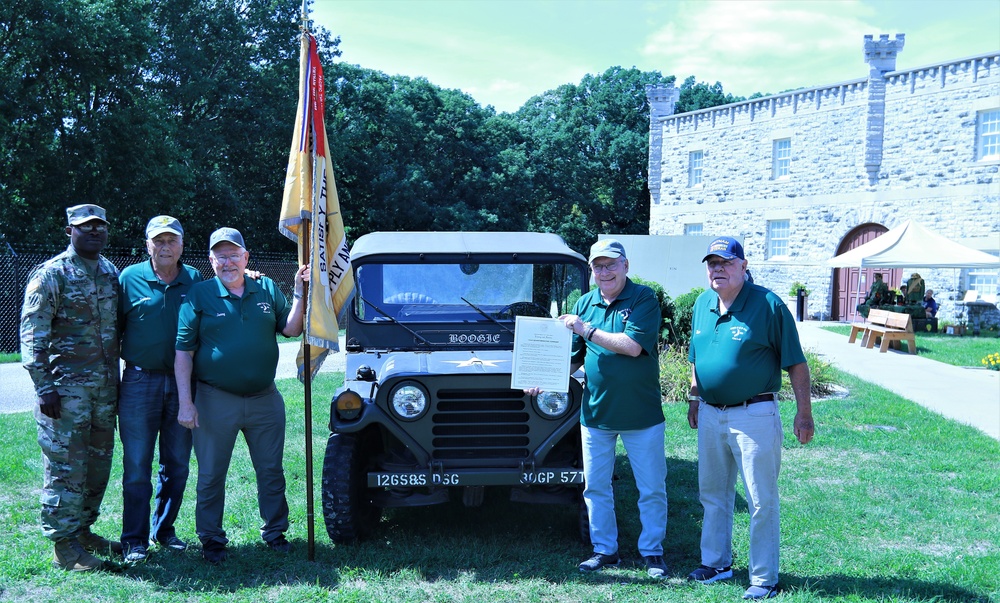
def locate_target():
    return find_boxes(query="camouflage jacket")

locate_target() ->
[20,245,120,395]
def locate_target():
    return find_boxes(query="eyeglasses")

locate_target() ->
[707,259,737,270]
[73,223,108,233]
[212,253,244,264]
[592,260,621,273]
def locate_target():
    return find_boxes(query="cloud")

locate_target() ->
[641,0,879,96]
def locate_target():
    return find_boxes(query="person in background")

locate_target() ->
[175,227,308,565]
[20,204,122,571]
[922,289,939,318]
[686,236,815,600]
[117,216,202,562]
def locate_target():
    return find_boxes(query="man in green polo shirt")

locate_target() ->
[558,239,668,578]
[118,215,202,563]
[685,236,814,600]
[175,227,308,565]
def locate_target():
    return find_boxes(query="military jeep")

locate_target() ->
[322,231,590,543]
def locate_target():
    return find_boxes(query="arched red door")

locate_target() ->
[831,224,903,321]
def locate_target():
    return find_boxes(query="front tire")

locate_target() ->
[322,432,380,543]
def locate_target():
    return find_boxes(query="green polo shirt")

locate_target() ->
[571,279,663,431]
[176,275,291,395]
[688,282,806,407]
[119,260,202,372]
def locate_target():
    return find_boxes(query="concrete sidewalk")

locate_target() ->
[0,342,345,415]
[794,321,1000,440]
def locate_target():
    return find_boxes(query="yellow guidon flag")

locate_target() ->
[278,33,354,381]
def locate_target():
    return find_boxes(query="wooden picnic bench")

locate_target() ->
[863,311,917,354]
[848,308,889,344]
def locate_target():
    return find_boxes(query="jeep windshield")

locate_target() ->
[356,262,580,324]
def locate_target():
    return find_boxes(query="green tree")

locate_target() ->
[674,75,746,114]
[504,67,673,254]
[324,65,531,238]
[0,0,161,247]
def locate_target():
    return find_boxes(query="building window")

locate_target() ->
[772,138,791,179]
[968,269,999,296]
[688,150,703,186]
[684,223,703,236]
[978,109,1000,161]
[767,219,790,258]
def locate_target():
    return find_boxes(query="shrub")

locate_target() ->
[670,287,704,349]
[658,347,839,404]
[658,344,692,403]
[779,350,838,398]
[631,276,675,347]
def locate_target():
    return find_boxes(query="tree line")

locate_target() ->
[0,0,750,257]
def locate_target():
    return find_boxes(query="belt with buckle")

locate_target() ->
[125,362,170,375]
[706,393,777,409]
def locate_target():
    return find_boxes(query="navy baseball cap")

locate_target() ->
[702,236,745,262]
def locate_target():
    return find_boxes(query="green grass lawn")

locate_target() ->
[1,371,997,602]
[821,325,999,367]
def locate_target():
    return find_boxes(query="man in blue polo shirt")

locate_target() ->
[175,227,308,564]
[118,215,201,562]
[686,236,815,600]
[556,239,668,578]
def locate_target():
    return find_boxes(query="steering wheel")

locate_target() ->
[495,301,552,320]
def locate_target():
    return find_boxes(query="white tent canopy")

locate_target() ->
[827,220,1000,268]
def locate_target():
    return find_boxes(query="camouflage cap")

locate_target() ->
[66,204,109,226]
[146,215,183,239]
[209,227,245,250]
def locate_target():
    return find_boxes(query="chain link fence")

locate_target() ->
[1,244,299,354]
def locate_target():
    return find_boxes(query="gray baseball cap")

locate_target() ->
[588,239,626,263]
[209,227,245,250]
[146,215,183,239]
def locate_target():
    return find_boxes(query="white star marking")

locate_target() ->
[442,358,510,368]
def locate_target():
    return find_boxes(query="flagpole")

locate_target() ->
[300,1,316,563]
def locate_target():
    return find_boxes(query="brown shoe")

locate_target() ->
[53,538,106,572]
[78,528,124,556]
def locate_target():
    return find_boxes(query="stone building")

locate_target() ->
[645,34,1000,327]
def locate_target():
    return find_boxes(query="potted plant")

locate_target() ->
[788,281,811,298]
[787,281,810,319]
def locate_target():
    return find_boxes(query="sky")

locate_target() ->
[310,0,1000,113]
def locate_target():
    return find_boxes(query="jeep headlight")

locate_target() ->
[390,382,428,421]
[536,391,569,419]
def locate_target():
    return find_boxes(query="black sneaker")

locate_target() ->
[743,585,779,599]
[687,564,734,583]
[644,555,668,578]
[151,535,188,551]
[123,544,149,563]
[202,541,228,565]
[266,535,291,553]
[578,552,620,572]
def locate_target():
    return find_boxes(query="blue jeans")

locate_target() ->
[696,400,783,586]
[118,367,192,547]
[581,422,668,557]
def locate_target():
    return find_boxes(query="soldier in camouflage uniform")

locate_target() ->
[20,204,122,571]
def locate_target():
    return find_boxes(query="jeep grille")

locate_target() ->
[431,388,531,460]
